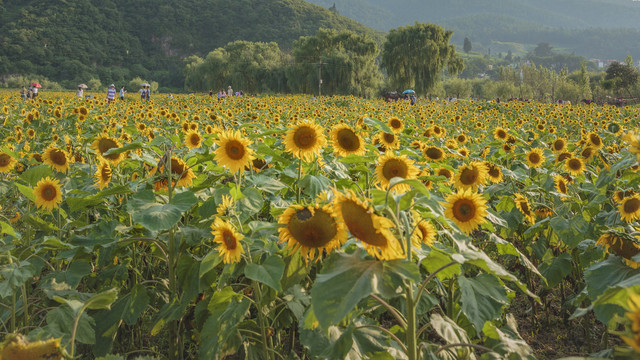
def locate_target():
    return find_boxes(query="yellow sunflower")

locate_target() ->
[375,132,400,151]
[453,161,489,191]
[387,116,404,133]
[534,205,553,219]
[514,193,535,224]
[92,135,124,165]
[622,293,640,352]
[494,127,508,141]
[0,334,62,360]
[284,120,327,162]
[184,129,203,150]
[596,230,640,268]
[435,167,454,183]
[374,153,420,193]
[333,189,404,260]
[278,204,347,262]
[94,160,112,190]
[619,195,640,223]
[586,132,603,149]
[42,146,70,173]
[423,146,446,162]
[614,190,636,203]
[565,157,585,176]
[214,130,255,173]
[216,195,234,217]
[485,162,504,183]
[33,176,63,211]
[153,156,195,190]
[556,152,572,164]
[554,174,569,198]
[0,152,17,173]
[330,124,366,157]
[526,148,545,168]
[412,219,437,247]
[210,218,244,264]
[442,188,488,235]
[551,138,567,153]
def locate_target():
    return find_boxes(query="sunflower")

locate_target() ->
[330,124,365,157]
[435,167,454,182]
[33,176,63,211]
[0,334,62,360]
[184,129,203,149]
[423,146,446,162]
[153,156,195,190]
[42,146,70,172]
[534,205,553,219]
[376,132,400,151]
[622,293,640,352]
[442,188,488,235]
[526,148,545,168]
[494,127,508,141]
[333,189,403,260]
[622,131,640,161]
[565,157,585,176]
[387,116,404,133]
[92,135,124,165]
[412,219,437,247]
[0,152,17,173]
[580,146,595,161]
[485,162,504,183]
[614,190,636,203]
[619,195,640,222]
[210,218,244,264]
[596,230,640,268]
[551,138,567,153]
[556,152,572,163]
[374,153,419,193]
[456,133,468,145]
[278,204,347,262]
[214,130,255,173]
[216,195,234,217]
[284,120,327,162]
[586,132,603,149]
[453,161,489,191]
[514,193,535,224]
[94,160,112,190]
[554,174,569,198]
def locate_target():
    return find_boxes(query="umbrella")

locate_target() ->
[140,83,150,87]
[402,89,415,94]
[31,82,42,88]
[77,84,88,89]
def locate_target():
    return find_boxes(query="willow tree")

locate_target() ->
[381,23,463,94]
[287,28,382,97]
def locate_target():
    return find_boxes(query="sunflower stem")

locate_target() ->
[296,155,302,203]
[165,145,181,360]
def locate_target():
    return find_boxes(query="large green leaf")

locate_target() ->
[490,234,545,284]
[539,253,572,289]
[200,293,250,359]
[46,305,96,344]
[299,174,331,198]
[19,164,53,185]
[482,315,532,359]
[246,174,286,193]
[244,255,285,292]
[421,248,461,281]
[459,274,509,332]
[128,190,197,232]
[310,251,403,330]
[0,260,35,298]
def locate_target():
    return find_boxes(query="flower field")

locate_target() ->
[1,91,640,359]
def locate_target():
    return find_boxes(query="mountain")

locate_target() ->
[306,0,640,60]
[0,0,378,89]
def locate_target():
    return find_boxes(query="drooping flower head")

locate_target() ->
[210,217,244,264]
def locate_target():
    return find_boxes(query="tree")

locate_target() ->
[381,23,463,95]
[533,42,553,57]
[604,60,639,98]
[463,37,472,54]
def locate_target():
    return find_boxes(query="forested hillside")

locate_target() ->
[0,0,377,89]
[307,0,640,60]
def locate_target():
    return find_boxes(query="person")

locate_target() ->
[27,86,33,99]
[32,85,38,99]
[20,86,27,99]
[410,93,417,105]
[107,84,116,104]
[145,85,150,101]
[227,85,233,97]
[77,86,84,99]
[209,89,213,97]
[120,86,126,101]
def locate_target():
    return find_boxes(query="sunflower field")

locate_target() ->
[1,91,640,360]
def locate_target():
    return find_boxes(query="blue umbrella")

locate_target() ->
[403,89,415,94]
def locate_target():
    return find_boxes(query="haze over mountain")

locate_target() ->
[306,0,640,60]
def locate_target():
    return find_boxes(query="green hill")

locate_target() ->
[0,0,377,89]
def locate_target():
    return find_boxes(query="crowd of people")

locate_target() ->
[209,85,244,100]
[20,85,39,99]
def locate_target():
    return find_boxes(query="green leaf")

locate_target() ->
[299,174,331,198]
[244,255,285,292]
[364,117,392,133]
[46,305,96,344]
[430,313,471,345]
[388,177,431,198]
[310,251,397,330]
[459,274,509,332]
[490,234,546,284]
[482,314,532,358]
[421,248,461,281]
[128,190,197,232]
[539,253,572,288]
[246,174,286,193]
[0,261,35,298]
[102,142,143,155]
[85,289,118,310]
[0,221,20,239]
[200,296,250,359]
[19,164,53,185]
[15,183,35,202]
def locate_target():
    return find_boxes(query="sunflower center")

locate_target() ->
[382,159,408,180]
[101,166,112,180]
[42,185,57,201]
[189,134,201,146]
[382,133,395,144]
[553,140,564,151]
[624,198,640,213]
[497,130,506,138]
[222,229,237,250]
[0,154,10,167]
[390,119,402,129]
[50,149,67,166]
[590,134,601,146]
[225,140,246,160]
[341,201,387,246]
[337,129,359,151]
[520,201,530,214]
[293,126,316,149]
[529,153,541,164]
[558,181,567,193]
[425,147,443,160]
[488,166,500,178]
[288,209,337,248]
[453,199,476,222]
[568,159,582,171]
[459,167,479,185]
